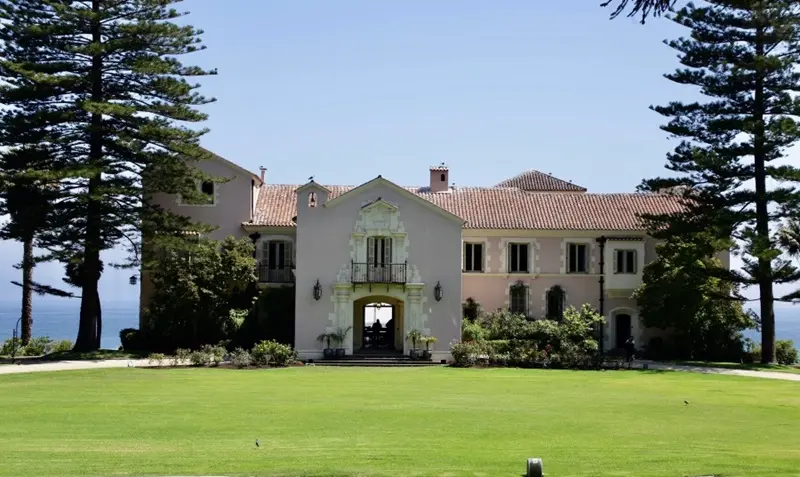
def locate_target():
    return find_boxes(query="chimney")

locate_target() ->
[429,162,449,193]
[259,166,267,183]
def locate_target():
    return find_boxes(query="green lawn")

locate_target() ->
[1,367,799,477]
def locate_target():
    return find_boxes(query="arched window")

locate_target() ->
[308,191,317,208]
[440,173,446,182]
[546,285,565,320]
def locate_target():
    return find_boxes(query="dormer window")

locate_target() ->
[308,192,317,208]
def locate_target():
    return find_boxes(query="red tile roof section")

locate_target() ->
[494,169,587,192]
[251,184,682,231]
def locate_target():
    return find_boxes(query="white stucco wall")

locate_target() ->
[294,179,463,361]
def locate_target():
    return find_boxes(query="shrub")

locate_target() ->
[461,320,485,342]
[776,340,799,365]
[742,338,761,364]
[23,336,51,356]
[119,328,149,351]
[251,340,296,367]
[49,340,73,353]
[450,340,484,367]
[148,353,167,366]
[231,348,252,368]
[189,349,211,366]
[200,344,227,366]
[173,348,191,366]
[1,337,22,356]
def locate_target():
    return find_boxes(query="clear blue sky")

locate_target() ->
[0,0,796,306]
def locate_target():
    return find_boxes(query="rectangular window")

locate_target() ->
[615,249,637,274]
[510,285,527,316]
[368,237,392,266]
[508,243,529,273]
[567,243,588,273]
[464,243,484,272]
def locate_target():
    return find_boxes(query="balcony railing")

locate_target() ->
[258,264,294,284]
[351,261,407,284]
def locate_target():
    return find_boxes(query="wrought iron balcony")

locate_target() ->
[258,264,294,284]
[351,261,407,284]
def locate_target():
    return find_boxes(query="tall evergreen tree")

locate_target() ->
[641,1,800,363]
[603,0,675,22]
[0,147,58,344]
[0,0,216,351]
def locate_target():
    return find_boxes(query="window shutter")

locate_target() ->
[613,250,618,274]
[367,237,375,266]
[476,243,483,271]
[284,242,293,269]
[384,237,392,264]
[261,241,269,267]
[631,251,637,273]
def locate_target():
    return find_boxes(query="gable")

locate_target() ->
[324,176,464,224]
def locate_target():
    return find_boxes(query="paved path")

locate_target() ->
[639,360,800,382]
[2,358,799,381]
[0,358,159,375]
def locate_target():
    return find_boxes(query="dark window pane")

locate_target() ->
[577,245,587,272]
[474,244,483,271]
[519,244,528,272]
[200,181,214,195]
[465,244,473,271]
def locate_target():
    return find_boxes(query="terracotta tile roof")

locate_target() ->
[249,184,682,231]
[494,169,586,192]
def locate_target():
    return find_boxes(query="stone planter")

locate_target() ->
[323,348,335,359]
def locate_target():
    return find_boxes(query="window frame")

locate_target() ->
[546,286,565,321]
[567,242,589,274]
[508,242,530,274]
[509,283,528,316]
[614,249,637,274]
[463,242,484,273]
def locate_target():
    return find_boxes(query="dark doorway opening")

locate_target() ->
[615,313,632,350]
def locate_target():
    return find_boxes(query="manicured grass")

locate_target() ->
[673,360,800,375]
[0,368,799,477]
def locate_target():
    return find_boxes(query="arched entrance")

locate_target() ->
[353,295,404,354]
[609,308,638,350]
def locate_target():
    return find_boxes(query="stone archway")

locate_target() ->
[353,295,404,353]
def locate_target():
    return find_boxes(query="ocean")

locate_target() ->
[1,299,799,350]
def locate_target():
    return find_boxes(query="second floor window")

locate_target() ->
[464,242,483,272]
[262,241,292,270]
[367,237,392,266]
[615,249,637,274]
[567,243,588,273]
[508,243,529,273]
[182,180,215,205]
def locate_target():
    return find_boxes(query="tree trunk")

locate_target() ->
[96,292,103,349]
[74,0,104,352]
[20,236,34,345]
[754,25,776,364]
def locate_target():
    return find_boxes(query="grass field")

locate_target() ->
[0,367,799,477]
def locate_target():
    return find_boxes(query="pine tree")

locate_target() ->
[0,0,216,351]
[0,147,59,344]
[640,1,800,363]
[602,0,675,22]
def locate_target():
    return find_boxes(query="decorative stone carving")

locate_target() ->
[408,264,422,284]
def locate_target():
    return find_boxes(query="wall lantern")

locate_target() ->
[434,281,443,302]
[313,279,322,301]
[129,275,138,286]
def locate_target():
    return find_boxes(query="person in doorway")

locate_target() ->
[624,335,636,363]
[386,317,395,350]
[372,319,382,333]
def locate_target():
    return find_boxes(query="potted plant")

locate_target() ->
[332,326,352,358]
[420,336,438,360]
[316,331,336,359]
[406,328,423,359]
